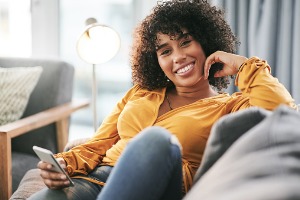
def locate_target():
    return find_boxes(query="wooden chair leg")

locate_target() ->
[56,118,69,153]
[0,133,12,200]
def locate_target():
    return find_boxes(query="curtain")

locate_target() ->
[212,0,300,104]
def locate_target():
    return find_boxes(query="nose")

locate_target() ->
[173,48,186,63]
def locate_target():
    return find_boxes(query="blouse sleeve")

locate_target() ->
[55,85,140,176]
[232,57,297,111]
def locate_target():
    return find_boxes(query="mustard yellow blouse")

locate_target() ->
[56,57,297,192]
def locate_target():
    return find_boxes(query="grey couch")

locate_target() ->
[0,57,89,199]
[10,105,300,200]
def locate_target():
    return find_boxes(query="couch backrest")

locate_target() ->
[0,57,74,154]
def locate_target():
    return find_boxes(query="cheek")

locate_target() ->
[157,57,170,73]
[194,49,206,67]
[196,46,206,60]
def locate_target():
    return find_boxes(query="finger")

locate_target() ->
[204,53,220,79]
[204,51,224,78]
[40,169,67,181]
[57,158,67,169]
[203,63,210,80]
[37,161,53,170]
[204,56,215,79]
[40,170,71,189]
[44,178,71,189]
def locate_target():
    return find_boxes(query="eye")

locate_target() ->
[160,49,171,56]
[180,40,191,47]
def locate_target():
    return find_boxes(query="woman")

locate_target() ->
[28,0,297,199]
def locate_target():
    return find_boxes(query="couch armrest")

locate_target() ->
[0,99,89,200]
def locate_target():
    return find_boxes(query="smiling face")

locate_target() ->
[156,32,207,89]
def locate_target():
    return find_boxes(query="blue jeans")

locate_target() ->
[97,126,183,200]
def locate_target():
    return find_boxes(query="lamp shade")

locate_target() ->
[76,20,121,64]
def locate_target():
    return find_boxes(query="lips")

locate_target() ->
[176,63,194,74]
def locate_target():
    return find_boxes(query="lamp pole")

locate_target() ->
[92,63,98,132]
[77,18,120,133]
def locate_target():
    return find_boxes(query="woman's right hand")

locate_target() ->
[204,51,248,79]
[37,157,71,189]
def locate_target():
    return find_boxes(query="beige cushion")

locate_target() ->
[9,169,46,200]
[0,66,43,125]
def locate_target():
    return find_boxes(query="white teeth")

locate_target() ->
[176,64,193,74]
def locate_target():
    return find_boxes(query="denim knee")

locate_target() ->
[133,126,182,150]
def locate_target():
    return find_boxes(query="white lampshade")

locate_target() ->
[76,20,121,64]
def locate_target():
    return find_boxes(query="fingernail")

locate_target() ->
[61,175,66,179]
[64,181,70,185]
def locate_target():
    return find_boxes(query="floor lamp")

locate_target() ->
[76,18,121,131]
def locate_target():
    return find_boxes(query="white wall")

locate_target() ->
[31,0,59,58]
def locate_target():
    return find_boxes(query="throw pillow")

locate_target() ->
[0,66,43,125]
[193,106,271,183]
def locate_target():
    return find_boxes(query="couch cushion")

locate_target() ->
[0,66,42,125]
[185,105,300,200]
[193,106,271,182]
[11,152,40,193]
[10,168,46,200]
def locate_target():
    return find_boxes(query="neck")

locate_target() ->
[171,81,217,99]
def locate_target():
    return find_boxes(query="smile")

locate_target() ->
[176,63,194,74]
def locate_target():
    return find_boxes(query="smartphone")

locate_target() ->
[32,145,74,186]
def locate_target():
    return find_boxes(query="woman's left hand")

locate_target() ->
[204,51,248,79]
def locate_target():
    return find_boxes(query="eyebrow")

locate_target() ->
[156,33,190,51]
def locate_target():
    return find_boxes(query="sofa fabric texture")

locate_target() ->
[9,169,46,200]
[0,57,74,192]
[193,106,272,182]
[185,105,300,200]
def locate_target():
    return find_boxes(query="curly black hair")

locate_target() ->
[130,0,239,91]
